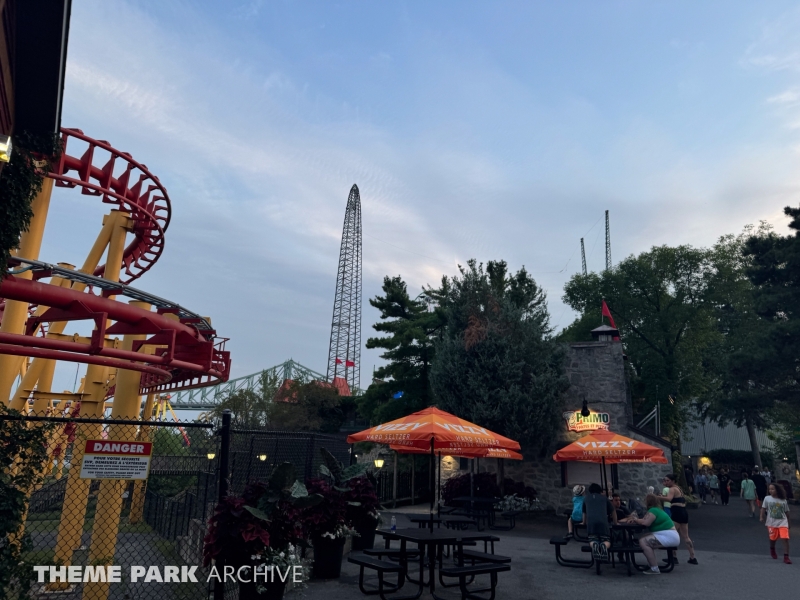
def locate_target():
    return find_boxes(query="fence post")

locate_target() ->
[217,410,232,503]
[411,457,415,504]
[214,410,232,600]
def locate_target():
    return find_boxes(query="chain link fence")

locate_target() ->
[2,411,366,600]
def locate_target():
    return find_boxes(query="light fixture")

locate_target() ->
[258,454,267,461]
[207,452,216,460]
[0,134,11,163]
[580,398,590,418]
[374,458,385,469]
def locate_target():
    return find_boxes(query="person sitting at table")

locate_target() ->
[611,493,630,521]
[582,483,617,560]
[566,485,585,539]
[623,494,679,575]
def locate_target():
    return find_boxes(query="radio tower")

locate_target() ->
[605,210,611,271]
[326,184,362,394]
[580,238,587,276]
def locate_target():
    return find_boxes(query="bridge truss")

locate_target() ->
[169,358,336,410]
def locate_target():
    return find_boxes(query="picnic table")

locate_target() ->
[409,514,478,530]
[551,522,676,576]
[349,528,509,600]
[452,496,501,527]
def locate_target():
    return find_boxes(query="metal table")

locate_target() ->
[377,528,496,600]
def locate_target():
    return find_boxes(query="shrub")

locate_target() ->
[442,472,500,504]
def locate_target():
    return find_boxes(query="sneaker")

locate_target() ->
[771,548,778,560]
[643,568,661,575]
[591,541,600,558]
[565,533,573,540]
[598,544,609,560]
[785,556,793,565]
[688,558,698,565]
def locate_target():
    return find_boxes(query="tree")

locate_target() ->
[208,371,280,429]
[268,380,347,433]
[699,226,774,467]
[429,260,569,452]
[562,245,718,441]
[358,276,443,423]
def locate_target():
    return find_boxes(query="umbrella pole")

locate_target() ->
[429,438,435,531]
[602,456,608,495]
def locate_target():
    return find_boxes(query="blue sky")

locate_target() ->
[42,0,800,391]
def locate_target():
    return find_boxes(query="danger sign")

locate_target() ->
[80,440,153,480]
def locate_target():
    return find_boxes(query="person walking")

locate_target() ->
[752,468,768,506]
[708,470,720,505]
[741,471,758,517]
[656,474,698,564]
[695,470,708,504]
[623,494,680,575]
[761,483,791,564]
[719,468,732,506]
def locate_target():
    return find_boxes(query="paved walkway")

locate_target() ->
[293,497,798,599]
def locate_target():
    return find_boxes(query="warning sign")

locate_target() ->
[80,440,153,480]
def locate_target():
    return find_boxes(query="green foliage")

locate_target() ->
[208,371,280,429]
[0,132,61,276]
[359,276,444,423]
[429,260,569,452]
[269,379,346,432]
[318,447,368,489]
[0,408,55,599]
[563,245,720,439]
[741,206,800,410]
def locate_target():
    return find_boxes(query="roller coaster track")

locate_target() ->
[53,128,171,283]
[0,129,230,395]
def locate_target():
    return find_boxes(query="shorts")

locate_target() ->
[768,527,790,541]
[663,507,671,517]
[646,529,680,548]
[670,506,689,524]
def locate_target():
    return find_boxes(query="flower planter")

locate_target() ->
[312,536,346,579]
[351,520,378,551]
[239,578,287,600]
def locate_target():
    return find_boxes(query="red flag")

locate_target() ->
[601,300,621,340]
[335,358,343,364]
[345,360,355,367]
[601,299,617,328]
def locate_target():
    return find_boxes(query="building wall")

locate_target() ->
[471,342,672,511]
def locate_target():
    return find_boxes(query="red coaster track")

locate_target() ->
[0,129,231,394]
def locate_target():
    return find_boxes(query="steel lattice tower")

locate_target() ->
[605,210,611,271]
[326,184,362,393]
[580,238,587,276]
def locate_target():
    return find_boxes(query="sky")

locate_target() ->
[40,0,800,393]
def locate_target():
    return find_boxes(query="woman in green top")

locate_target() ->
[624,494,680,574]
[740,472,757,518]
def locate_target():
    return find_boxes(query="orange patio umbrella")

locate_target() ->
[348,407,522,528]
[390,445,523,460]
[553,429,668,493]
[347,406,521,453]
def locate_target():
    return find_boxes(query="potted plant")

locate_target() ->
[345,473,382,551]
[203,463,322,600]
[301,448,368,578]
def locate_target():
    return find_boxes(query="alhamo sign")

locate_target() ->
[347,407,521,453]
[563,410,610,432]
